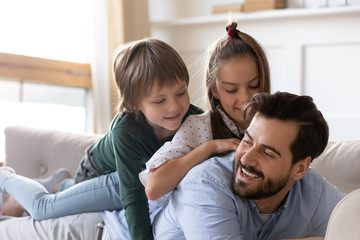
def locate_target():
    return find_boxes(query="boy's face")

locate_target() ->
[138,80,190,140]
[232,113,301,202]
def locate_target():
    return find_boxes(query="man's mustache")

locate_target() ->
[235,158,264,179]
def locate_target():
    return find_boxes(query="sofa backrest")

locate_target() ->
[4,125,360,194]
[4,125,103,179]
[310,140,360,194]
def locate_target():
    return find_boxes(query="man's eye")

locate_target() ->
[263,151,274,158]
[242,139,251,146]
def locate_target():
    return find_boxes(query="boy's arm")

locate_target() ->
[116,136,153,240]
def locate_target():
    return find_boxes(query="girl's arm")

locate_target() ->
[145,138,240,200]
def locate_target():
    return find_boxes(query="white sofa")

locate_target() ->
[1,126,105,240]
[1,125,360,239]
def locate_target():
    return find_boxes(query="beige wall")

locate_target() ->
[107,0,150,118]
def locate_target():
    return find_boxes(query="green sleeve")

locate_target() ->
[114,132,154,240]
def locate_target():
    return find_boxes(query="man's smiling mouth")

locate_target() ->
[241,168,259,178]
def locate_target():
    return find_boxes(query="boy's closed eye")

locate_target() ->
[177,90,186,96]
[154,99,165,104]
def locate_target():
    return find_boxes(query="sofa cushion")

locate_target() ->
[4,126,102,179]
[0,212,104,240]
[311,140,360,194]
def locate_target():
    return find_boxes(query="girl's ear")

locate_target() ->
[292,156,311,181]
[211,86,219,99]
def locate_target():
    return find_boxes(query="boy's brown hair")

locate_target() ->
[113,38,189,116]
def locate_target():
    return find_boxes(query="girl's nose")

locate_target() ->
[237,90,252,105]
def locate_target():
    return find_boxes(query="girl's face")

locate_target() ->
[138,80,190,141]
[212,55,260,130]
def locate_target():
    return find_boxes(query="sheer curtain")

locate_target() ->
[88,0,151,132]
[106,0,150,119]
[88,0,112,134]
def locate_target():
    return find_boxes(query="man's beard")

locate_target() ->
[231,158,291,200]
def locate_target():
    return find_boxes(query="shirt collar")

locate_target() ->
[249,191,290,215]
[216,105,244,138]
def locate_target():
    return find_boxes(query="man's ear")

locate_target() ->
[293,156,311,180]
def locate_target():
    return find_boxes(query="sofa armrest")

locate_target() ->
[4,126,102,179]
[325,188,360,239]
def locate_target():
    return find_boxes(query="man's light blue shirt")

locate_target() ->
[152,152,344,240]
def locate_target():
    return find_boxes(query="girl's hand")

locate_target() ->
[209,138,241,155]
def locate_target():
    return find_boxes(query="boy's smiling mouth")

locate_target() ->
[164,112,181,121]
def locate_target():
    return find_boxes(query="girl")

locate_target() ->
[0,38,203,240]
[139,22,271,211]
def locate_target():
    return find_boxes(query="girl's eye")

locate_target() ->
[225,89,237,93]
[249,84,260,90]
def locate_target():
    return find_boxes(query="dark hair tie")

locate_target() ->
[227,29,240,38]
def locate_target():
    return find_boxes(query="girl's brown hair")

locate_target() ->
[205,21,271,139]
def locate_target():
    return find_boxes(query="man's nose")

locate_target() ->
[240,147,258,166]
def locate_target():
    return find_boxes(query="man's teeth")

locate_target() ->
[242,168,258,178]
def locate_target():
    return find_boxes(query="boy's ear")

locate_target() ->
[293,156,311,180]
[133,103,140,111]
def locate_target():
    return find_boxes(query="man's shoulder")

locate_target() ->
[294,168,344,203]
[301,168,341,192]
[179,151,235,188]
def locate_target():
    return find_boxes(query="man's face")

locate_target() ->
[232,113,299,200]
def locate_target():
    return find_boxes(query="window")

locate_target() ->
[0,0,94,163]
